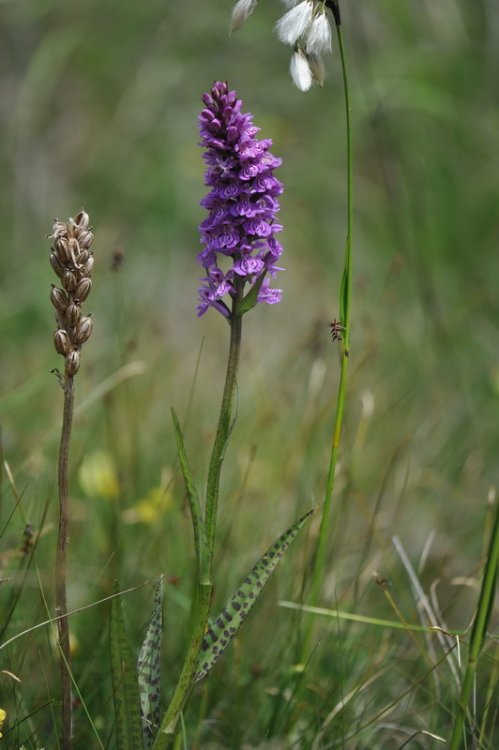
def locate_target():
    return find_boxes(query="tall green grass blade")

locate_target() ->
[195,508,314,683]
[110,585,144,750]
[137,577,164,749]
[171,408,209,583]
[449,499,499,749]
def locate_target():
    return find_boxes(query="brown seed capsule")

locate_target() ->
[66,303,81,327]
[50,252,65,278]
[55,237,72,265]
[82,255,94,277]
[54,329,71,356]
[65,349,81,376]
[74,315,93,345]
[78,230,93,250]
[62,271,77,292]
[50,286,68,312]
[75,210,90,231]
[75,277,92,302]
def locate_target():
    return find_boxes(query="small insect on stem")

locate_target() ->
[329,318,345,342]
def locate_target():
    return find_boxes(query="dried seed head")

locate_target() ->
[74,315,93,345]
[50,285,68,312]
[54,329,71,356]
[62,271,77,292]
[49,210,94,376]
[75,277,92,302]
[65,349,81,376]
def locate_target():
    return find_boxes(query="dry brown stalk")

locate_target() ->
[48,210,94,749]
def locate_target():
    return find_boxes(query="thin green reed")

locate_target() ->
[308,1,353,610]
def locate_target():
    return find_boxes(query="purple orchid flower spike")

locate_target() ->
[197,82,284,318]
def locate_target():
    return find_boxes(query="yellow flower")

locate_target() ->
[0,707,6,738]
[123,485,172,525]
[78,451,120,500]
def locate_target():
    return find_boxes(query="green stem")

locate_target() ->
[56,374,74,750]
[205,300,243,567]
[449,500,499,749]
[308,9,353,617]
[153,295,243,749]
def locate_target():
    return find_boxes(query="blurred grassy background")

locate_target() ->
[1,0,498,747]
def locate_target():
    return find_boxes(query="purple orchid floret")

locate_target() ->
[197,81,284,317]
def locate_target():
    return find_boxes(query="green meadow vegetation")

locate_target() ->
[0,0,498,747]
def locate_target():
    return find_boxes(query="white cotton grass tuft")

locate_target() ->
[276,0,314,46]
[230,0,258,34]
[290,48,313,91]
[305,9,332,55]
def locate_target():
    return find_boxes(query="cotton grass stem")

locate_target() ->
[308,4,353,617]
[55,374,74,749]
[449,499,499,749]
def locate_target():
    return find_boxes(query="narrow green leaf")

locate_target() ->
[171,408,209,582]
[137,577,164,749]
[195,508,314,683]
[110,584,144,750]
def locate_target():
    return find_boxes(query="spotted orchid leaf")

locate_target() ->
[137,577,164,749]
[195,508,314,682]
[110,584,144,750]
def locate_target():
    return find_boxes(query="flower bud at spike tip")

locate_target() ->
[74,316,93,345]
[54,329,71,356]
[197,82,284,317]
[65,349,81,376]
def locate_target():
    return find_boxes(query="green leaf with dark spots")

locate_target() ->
[195,508,314,683]
[110,583,144,750]
[137,577,164,749]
